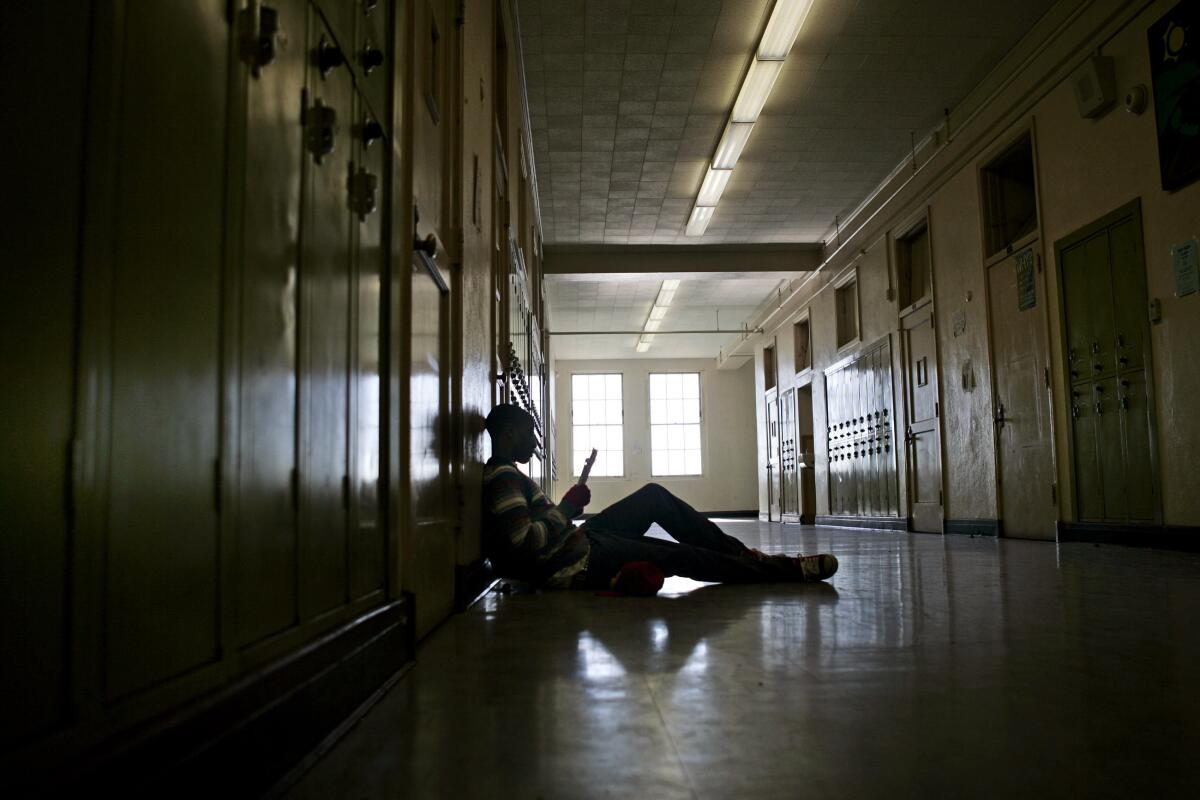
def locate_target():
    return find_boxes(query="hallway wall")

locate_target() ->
[553,358,758,514]
[744,0,1200,532]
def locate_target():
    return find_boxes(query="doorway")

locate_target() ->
[902,307,943,532]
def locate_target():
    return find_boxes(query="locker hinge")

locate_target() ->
[213,459,223,513]
[342,474,351,510]
[64,438,80,526]
[1051,482,1057,505]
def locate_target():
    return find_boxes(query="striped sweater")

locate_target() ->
[482,457,590,588]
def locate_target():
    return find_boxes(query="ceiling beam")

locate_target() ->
[543,244,822,276]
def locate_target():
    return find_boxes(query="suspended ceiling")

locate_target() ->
[521,0,1059,245]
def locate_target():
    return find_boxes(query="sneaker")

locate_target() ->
[795,553,838,582]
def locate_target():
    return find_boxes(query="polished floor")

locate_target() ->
[284,523,1200,799]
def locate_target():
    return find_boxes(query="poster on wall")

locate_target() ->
[1149,1,1200,192]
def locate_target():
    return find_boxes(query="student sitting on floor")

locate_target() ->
[481,404,838,596]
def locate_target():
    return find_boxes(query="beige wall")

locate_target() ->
[748,0,1200,528]
[553,358,759,514]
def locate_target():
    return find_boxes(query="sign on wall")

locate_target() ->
[1149,1,1200,193]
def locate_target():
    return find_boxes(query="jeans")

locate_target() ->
[579,483,806,588]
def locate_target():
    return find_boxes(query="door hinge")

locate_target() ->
[213,459,223,513]
[342,474,351,510]
[1051,482,1057,505]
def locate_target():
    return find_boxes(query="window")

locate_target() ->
[764,345,777,391]
[793,317,811,373]
[835,277,859,348]
[649,373,702,476]
[571,374,623,477]
[981,132,1037,258]
[897,223,931,309]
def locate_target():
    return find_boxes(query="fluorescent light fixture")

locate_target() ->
[662,279,680,291]
[712,121,755,169]
[656,290,675,306]
[758,0,816,59]
[649,306,667,321]
[696,168,733,207]
[731,59,783,122]
[644,318,661,332]
[686,205,714,237]
[636,341,651,353]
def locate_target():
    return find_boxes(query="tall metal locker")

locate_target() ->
[1060,202,1159,523]
[83,0,230,700]
[299,9,355,619]
[234,0,308,648]
[780,388,800,521]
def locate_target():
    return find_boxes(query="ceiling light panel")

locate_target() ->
[649,306,667,321]
[696,168,733,206]
[712,122,755,169]
[731,59,783,122]
[758,0,816,59]
[686,206,715,237]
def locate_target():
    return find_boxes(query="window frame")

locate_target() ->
[569,372,625,479]
[647,371,704,478]
[834,268,861,351]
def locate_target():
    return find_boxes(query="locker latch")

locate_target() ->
[303,99,338,163]
[238,2,281,77]
[361,40,385,74]
[349,166,378,220]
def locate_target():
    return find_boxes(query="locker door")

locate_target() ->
[0,1,90,744]
[987,245,1056,540]
[903,310,943,532]
[780,388,798,517]
[1062,234,1106,517]
[407,0,456,638]
[299,12,354,619]
[766,392,781,521]
[350,90,386,600]
[101,0,229,698]
[235,0,307,647]
[1118,371,1157,521]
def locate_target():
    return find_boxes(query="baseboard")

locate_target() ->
[1057,521,1200,552]
[945,518,1002,537]
[706,510,758,518]
[455,558,498,610]
[59,599,412,798]
[815,514,908,531]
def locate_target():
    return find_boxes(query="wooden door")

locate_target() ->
[765,391,781,521]
[902,308,943,532]
[987,245,1056,539]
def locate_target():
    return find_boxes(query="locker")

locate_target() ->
[235,0,308,647]
[780,388,799,518]
[350,88,387,600]
[102,0,229,699]
[824,339,897,518]
[299,11,354,619]
[1059,203,1158,524]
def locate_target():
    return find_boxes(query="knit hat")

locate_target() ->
[597,561,665,597]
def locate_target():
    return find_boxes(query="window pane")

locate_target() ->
[651,398,666,424]
[652,451,666,475]
[668,425,684,449]
[685,450,701,474]
[682,374,699,398]
[668,450,685,475]
[651,424,666,451]
[667,398,683,424]
[684,424,701,450]
[573,452,588,475]
[573,374,588,397]
[606,374,622,399]
[605,399,621,424]
[649,374,665,399]
[573,400,589,425]
[683,398,700,423]
[606,426,622,452]
[666,373,682,397]
[589,374,605,398]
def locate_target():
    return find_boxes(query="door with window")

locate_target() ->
[903,309,943,532]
